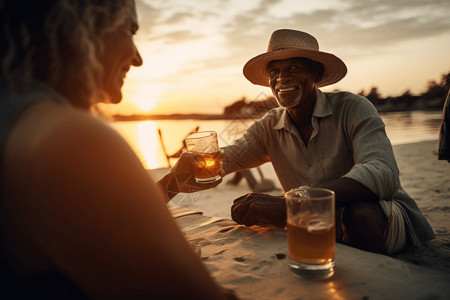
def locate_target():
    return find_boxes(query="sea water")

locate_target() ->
[112,110,442,169]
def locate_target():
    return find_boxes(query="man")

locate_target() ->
[219,29,435,255]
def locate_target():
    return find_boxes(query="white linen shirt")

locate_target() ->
[222,89,435,245]
[223,90,399,199]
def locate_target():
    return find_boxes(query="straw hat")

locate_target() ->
[243,29,347,87]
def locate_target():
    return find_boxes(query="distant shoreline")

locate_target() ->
[112,107,443,122]
[112,83,448,122]
[112,113,253,122]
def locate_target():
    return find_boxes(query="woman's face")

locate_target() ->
[98,3,142,103]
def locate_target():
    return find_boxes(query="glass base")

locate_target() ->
[289,260,334,280]
[195,175,221,184]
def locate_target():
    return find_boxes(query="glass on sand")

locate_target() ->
[285,187,335,280]
[185,131,222,183]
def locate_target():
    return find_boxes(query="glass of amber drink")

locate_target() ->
[285,187,335,280]
[185,131,222,183]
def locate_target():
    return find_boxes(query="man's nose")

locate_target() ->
[277,69,292,82]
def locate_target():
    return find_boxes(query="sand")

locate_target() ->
[159,140,450,275]
[172,209,450,299]
[389,140,450,274]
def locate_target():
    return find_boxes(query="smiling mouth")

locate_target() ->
[120,67,130,79]
[277,86,298,94]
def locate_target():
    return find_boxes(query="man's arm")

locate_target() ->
[318,177,378,208]
[340,95,400,201]
[230,177,377,228]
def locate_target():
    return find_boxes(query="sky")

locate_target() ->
[110,0,450,115]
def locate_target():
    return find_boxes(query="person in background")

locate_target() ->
[438,91,450,162]
[0,0,235,298]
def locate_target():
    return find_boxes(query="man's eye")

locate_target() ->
[269,69,279,77]
[288,66,299,72]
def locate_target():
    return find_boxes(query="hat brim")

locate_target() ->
[243,48,347,87]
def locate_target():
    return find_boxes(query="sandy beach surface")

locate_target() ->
[159,140,450,275]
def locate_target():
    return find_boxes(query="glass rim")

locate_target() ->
[285,187,335,199]
[185,131,217,140]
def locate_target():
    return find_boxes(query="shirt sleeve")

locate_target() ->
[222,118,271,175]
[342,96,400,201]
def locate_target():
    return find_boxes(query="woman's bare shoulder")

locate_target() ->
[4,99,158,208]
[8,100,136,172]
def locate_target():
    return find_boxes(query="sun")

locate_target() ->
[125,83,167,113]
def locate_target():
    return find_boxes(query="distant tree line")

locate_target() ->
[359,72,449,112]
[224,71,450,118]
[223,95,278,119]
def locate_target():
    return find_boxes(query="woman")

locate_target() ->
[0,0,234,298]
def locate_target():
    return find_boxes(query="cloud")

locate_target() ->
[335,0,450,40]
[137,0,449,47]
[152,30,201,44]
[164,12,194,25]
[135,0,160,33]
[211,0,449,64]
[133,0,450,103]
[246,0,284,16]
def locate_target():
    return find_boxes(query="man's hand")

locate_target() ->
[159,152,223,200]
[231,192,286,229]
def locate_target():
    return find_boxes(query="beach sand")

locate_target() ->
[164,140,450,274]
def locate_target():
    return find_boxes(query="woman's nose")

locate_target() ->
[132,45,143,66]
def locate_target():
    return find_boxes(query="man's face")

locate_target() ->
[267,57,322,108]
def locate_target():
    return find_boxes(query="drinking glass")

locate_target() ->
[185,131,222,183]
[285,187,335,280]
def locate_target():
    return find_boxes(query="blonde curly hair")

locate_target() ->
[0,0,135,109]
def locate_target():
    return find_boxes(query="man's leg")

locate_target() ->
[342,200,388,254]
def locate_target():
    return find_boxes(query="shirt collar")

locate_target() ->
[273,89,332,130]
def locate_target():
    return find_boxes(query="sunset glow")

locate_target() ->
[136,121,160,169]
[110,0,450,115]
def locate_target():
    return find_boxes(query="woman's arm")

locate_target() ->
[4,102,229,299]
